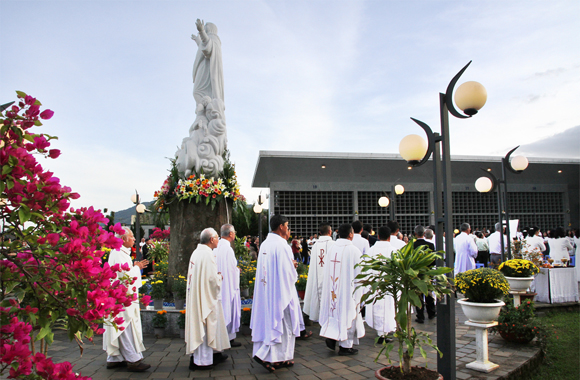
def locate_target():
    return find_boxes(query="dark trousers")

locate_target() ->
[415,294,436,321]
[476,250,489,267]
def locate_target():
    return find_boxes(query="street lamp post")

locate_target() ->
[378,184,404,221]
[253,193,266,246]
[131,191,147,261]
[475,147,528,261]
[399,61,487,380]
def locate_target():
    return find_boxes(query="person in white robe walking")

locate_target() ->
[319,223,365,356]
[454,223,478,276]
[387,220,406,251]
[365,226,396,342]
[303,223,334,322]
[185,228,230,370]
[251,215,304,372]
[103,227,151,372]
[213,224,242,347]
[351,220,370,256]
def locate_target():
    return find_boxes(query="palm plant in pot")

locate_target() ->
[455,268,510,323]
[356,240,453,379]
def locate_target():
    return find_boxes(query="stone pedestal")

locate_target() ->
[465,321,499,373]
[168,199,232,289]
[510,290,526,307]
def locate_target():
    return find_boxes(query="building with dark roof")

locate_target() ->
[252,151,579,236]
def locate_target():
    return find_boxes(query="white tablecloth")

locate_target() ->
[531,267,579,303]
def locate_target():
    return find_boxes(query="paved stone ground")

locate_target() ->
[46,300,548,380]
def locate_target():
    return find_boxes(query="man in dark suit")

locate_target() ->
[363,223,378,247]
[413,225,436,323]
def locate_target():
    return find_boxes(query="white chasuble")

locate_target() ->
[303,236,334,322]
[103,246,145,357]
[185,244,230,354]
[251,233,303,357]
[213,239,241,335]
[319,239,365,342]
[364,241,397,335]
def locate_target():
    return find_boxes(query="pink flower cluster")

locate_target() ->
[1,92,139,379]
[149,227,170,241]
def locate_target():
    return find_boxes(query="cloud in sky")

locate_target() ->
[1,0,579,212]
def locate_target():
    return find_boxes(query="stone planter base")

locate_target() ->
[505,276,534,293]
[458,299,504,323]
[239,325,251,336]
[179,329,185,339]
[174,299,185,310]
[465,321,499,373]
[153,299,164,310]
[241,288,250,298]
[154,327,165,339]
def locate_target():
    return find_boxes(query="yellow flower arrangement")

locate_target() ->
[455,268,510,303]
[296,273,308,291]
[498,259,540,278]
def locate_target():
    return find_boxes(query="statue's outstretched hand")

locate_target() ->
[196,19,204,32]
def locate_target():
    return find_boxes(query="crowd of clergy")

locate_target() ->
[102,216,578,373]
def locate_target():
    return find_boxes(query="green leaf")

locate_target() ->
[34,99,42,106]
[19,206,31,224]
[34,119,43,126]
[36,325,51,341]
[2,165,12,175]
[24,133,35,142]
[16,90,27,98]
[0,180,4,194]
[412,278,429,295]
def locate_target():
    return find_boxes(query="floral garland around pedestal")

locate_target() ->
[153,150,245,212]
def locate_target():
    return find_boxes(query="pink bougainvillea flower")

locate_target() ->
[39,109,54,120]
[48,149,60,158]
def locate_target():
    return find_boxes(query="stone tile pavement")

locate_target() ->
[46,301,546,380]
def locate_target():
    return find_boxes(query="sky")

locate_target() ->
[1,0,579,213]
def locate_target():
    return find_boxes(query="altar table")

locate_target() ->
[531,267,579,304]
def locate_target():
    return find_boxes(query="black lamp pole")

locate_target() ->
[134,191,142,261]
[404,61,483,380]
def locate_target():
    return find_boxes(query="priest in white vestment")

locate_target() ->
[251,215,304,372]
[365,226,397,340]
[103,227,151,372]
[185,228,230,370]
[213,224,242,347]
[319,223,365,356]
[454,223,478,276]
[388,220,407,251]
[351,220,370,255]
[303,224,335,322]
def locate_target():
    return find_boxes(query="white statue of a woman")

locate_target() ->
[177,19,227,177]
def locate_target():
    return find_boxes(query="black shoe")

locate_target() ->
[325,338,337,351]
[213,352,229,365]
[338,347,358,356]
[428,314,437,320]
[106,361,126,369]
[376,337,393,345]
[415,318,424,324]
[229,339,242,347]
[189,356,213,371]
[126,360,151,372]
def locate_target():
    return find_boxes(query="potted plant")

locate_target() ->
[152,310,168,338]
[490,299,549,348]
[356,240,453,379]
[177,310,186,339]
[498,259,540,292]
[455,268,510,323]
[238,259,256,298]
[150,279,166,310]
[172,275,187,310]
[296,273,308,300]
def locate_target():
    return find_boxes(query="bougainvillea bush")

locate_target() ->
[1,92,148,379]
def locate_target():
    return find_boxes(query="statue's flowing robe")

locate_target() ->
[192,32,224,103]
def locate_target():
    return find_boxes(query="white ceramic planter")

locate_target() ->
[504,276,534,293]
[458,299,505,323]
